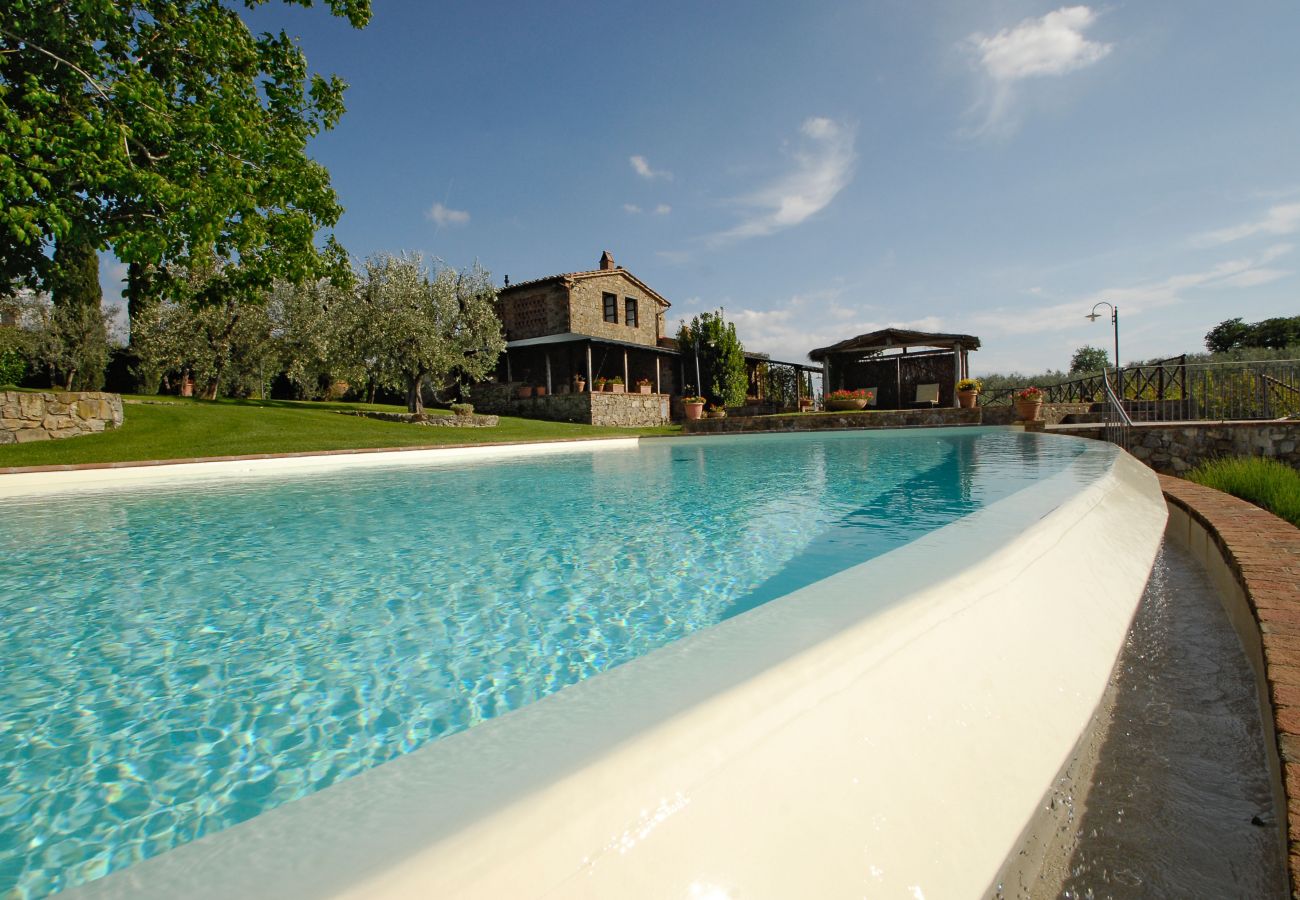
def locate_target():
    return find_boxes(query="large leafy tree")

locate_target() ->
[1068,345,1112,375]
[676,310,747,407]
[347,253,505,415]
[1205,315,1300,353]
[0,0,370,295]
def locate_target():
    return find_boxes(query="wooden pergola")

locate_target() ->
[809,328,981,409]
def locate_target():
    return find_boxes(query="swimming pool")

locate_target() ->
[0,429,1145,897]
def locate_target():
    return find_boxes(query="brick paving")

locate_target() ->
[1159,474,1300,896]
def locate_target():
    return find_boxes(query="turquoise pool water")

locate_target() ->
[0,429,1097,897]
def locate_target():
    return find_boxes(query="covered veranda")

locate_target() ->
[809,328,981,410]
[498,333,679,395]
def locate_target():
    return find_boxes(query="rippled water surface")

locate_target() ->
[0,430,1095,896]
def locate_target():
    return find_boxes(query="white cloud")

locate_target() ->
[709,117,856,244]
[965,6,1111,136]
[623,203,643,214]
[654,204,672,215]
[1195,202,1300,245]
[671,289,938,365]
[972,244,1295,337]
[427,202,470,227]
[630,155,672,180]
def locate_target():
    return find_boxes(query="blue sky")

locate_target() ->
[105,1,1300,374]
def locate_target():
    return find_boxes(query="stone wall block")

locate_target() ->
[0,390,125,444]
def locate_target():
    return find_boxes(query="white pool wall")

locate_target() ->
[66,437,1168,900]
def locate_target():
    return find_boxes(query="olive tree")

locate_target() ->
[346,253,504,415]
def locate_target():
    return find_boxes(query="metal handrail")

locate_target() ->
[1101,371,1131,450]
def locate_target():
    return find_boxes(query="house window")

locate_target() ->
[625,297,638,328]
[603,292,618,323]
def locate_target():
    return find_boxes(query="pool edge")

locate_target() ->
[67,442,1168,899]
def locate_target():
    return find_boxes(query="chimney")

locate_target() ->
[598,250,615,271]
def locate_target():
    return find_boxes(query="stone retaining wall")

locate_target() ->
[469,383,670,427]
[1159,475,1299,892]
[684,407,981,433]
[1065,421,1300,474]
[980,402,1093,426]
[0,390,123,444]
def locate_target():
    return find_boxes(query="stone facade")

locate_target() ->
[684,408,982,434]
[496,282,570,341]
[0,390,124,444]
[1065,421,1300,474]
[470,382,670,427]
[566,271,665,348]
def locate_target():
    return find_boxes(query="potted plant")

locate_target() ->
[534,384,547,397]
[956,377,982,409]
[573,374,587,393]
[594,376,607,392]
[682,394,706,421]
[825,388,873,411]
[609,376,625,394]
[1015,386,1044,421]
[635,377,653,394]
[706,403,727,419]
[798,396,814,412]
[516,383,534,399]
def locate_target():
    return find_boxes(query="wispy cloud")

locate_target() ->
[427,202,470,227]
[654,203,672,215]
[1195,202,1300,245]
[965,6,1112,136]
[709,117,856,245]
[630,155,672,180]
[623,203,643,214]
[973,244,1295,336]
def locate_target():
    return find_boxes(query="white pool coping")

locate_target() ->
[0,438,641,497]
[60,434,1168,899]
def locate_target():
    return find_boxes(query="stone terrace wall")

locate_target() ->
[981,403,1093,426]
[468,383,670,427]
[1066,421,1300,474]
[0,391,123,444]
[685,407,981,434]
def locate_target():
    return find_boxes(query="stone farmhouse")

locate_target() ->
[472,251,819,426]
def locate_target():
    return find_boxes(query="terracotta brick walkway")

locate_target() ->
[1159,474,1300,895]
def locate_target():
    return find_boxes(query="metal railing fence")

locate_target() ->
[983,358,1300,423]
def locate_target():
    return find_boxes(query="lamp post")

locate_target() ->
[1085,301,1120,397]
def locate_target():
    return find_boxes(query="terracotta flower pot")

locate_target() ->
[1015,399,1043,421]
[957,390,978,409]
[637,385,652,394]
[574,380,586,393]
[534,386,547,397]
[610,383,625,393]
[826,398,867,411]
[516,385,533,399]
[684,401,704,421]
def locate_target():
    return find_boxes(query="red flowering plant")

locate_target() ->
[826,389,874,402]
[1016,386,1044,400]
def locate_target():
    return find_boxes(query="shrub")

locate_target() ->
[450,402,474,417]
[0,349,26,387]
[1186,457,1300,528]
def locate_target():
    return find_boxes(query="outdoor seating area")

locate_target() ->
[810,329,980,410]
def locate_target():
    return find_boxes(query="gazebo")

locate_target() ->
[809,328,981,409]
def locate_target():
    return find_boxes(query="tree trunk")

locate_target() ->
[406,374,425,415]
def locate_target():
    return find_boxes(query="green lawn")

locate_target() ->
[0,395,680,468]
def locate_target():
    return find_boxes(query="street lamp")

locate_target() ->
[1085,301,1120,396]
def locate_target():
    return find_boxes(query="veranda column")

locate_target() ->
[655,356,661,393]
[586,343,594,387]
[545,352,552,394]
[952,342,963,407]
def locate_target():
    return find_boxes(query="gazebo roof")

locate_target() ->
[808,328,981,361]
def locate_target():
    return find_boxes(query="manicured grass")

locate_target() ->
[1185,456,1300,528]
[0,395,680,468]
